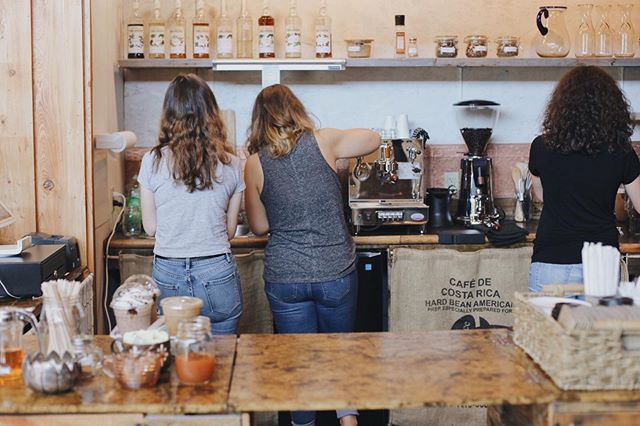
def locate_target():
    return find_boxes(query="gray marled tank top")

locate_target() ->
[258,131,356,283]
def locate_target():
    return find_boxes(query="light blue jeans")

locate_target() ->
[152,253,243,335]
[265,270,359,426]
[528,262,583,292]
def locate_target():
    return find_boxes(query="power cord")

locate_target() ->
[104,192,126,333]
[0,277,20,299]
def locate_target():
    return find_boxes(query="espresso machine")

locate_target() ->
[454,100,501,229]
[349,130,430,234]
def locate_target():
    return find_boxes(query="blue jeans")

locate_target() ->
[528,262,583,292]
[265,270,358,426]
[153,253,243,335]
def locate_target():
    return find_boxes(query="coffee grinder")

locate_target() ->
[454,100,501,229]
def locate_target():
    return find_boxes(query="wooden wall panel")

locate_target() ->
[0,0,36,244]
[32,0,88,265]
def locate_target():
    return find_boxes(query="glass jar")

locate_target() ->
[464,35,488,58]
[40,295,85,355]
[407,37,418,57]
[344,39,373,58]
[0,308,41,382]
[72,335,103,379]
[495,36,520,57]
[434,35,458,58]
[173,318,215,386]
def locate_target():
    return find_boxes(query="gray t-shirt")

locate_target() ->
[137,148,245,258]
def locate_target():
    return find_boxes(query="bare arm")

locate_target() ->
[315,128,380,162]
[226,192,244,240]
[140,186,157,237]
[625,176,640,214]
[531,175,543,203]
[244,154,270,236]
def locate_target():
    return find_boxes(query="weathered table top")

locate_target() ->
[228,329,561,412]
[0,335,236,414]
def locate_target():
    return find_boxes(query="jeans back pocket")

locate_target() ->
[202,271,242,320]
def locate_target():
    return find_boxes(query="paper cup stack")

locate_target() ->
[581,242,620,297]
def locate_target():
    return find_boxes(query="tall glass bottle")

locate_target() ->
[285,0,302,58]
[192,0,210,59]
[258,0,275,58]
[127,0,144,59]
[149,0,166,59]
[614,4,636,58]
[315,0,332,58]
[237,0,253,58]
[217,0,234,58]
[169,0,187,59]
[594,5,612,57]
[575,4,595,58]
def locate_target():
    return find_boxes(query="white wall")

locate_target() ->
[122,0,640,146]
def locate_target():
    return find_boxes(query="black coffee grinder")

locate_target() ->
[454,100,501,229]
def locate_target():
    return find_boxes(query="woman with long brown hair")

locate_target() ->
[528,66,640,291]
[244,84,380,426]
[138,73,244,334]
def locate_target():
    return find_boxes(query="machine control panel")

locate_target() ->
[377,211,404,221]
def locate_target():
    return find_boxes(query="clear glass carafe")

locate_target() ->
[575,4,595,57]
[615,4,636,58]
[173,317,215,386]
[594,5,613,57]
[0,308,41,383]
[536,6,570,57]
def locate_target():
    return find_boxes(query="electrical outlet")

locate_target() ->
[444,172,459,190]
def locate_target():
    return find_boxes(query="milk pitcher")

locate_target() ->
[536,6,571,57]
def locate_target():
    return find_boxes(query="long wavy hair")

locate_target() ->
[152,74,233,192]
[542,66,633,155]
[247,84,315,157]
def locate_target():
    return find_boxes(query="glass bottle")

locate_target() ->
[217,0,234,58]
[407,37,418,57]
[192,0,210,59]
[575,4,595,58]
[314,0,332,58]
[127,0,144,59]
[614,4,636,58]
[122,176,142,237]
[237,0,253,58]
[395,15,406,57]
[594,5,612,57]
[149,0,166,59]
[169,0,187,59]
[285,0,302,59]
[258,0,275,58]
[173,318,215,386]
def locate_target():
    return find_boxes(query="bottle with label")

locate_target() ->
[217,0,234,58]
[192,0,210,59]
[169,0,186,59]
[149,0,166,59]
[314,0,332,58]
[395,15,406,57]
[237,0,253,59]
[285,0,302,59]
[127,0,144,59]
[407,37,418,57]
[258,0,275,58]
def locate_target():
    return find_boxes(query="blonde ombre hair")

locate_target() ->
[247,84,315,158]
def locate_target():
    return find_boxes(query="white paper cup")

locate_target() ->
[113,302,153,334]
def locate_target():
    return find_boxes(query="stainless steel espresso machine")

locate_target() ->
[349,130,430,234]
[454,100,501,229]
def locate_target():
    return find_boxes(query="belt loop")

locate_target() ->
[186,258,191,270]
[225,253,231,263]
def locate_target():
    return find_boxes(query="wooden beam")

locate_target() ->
[0,0,36,243]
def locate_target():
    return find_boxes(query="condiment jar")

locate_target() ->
[496,36,520,57]
[407,37,418,57]
[434,35,458,58]
[464,35,489,58]
[345,39,374,58]
[72,335,103,379]
[173,318,215,386]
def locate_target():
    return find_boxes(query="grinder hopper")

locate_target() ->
[454,100,500,156]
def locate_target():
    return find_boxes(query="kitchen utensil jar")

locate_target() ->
[594,5,613,57]
[575,4,595,57]
[614,4,635,58]
[536,6,570,57]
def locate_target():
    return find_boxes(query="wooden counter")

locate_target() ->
[0,335,236,415]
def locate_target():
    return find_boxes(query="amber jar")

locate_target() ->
[173,318,215,385]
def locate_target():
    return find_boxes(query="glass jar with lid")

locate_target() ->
[434,35,458,58]
[496,36,520,57]
[407,37,418,57]
[464,35,489,57]
[173,317,215,385]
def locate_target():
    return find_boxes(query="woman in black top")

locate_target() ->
[528,66,640,291]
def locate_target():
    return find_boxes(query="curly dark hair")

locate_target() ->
[542,66,634,155]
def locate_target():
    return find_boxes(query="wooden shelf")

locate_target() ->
[118,57,640,70]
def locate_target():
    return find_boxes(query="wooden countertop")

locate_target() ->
[0,335,236,414]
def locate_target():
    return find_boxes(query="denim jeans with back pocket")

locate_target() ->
[152,253,243,335]
[528,262,583,292]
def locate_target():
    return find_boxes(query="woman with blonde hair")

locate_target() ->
[244,84,380,426]
[138,73,244,334]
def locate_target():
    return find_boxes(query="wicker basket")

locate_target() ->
[513,287,640,390]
